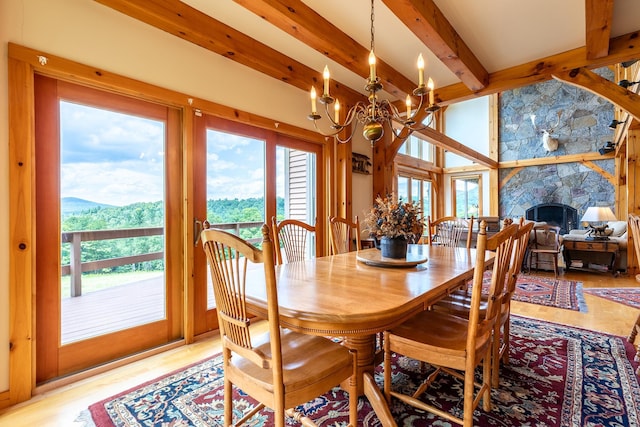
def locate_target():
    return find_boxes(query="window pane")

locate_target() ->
[423,180,432,220]
[60,101,166,344]
[206,129,265,309]
[397,176,409,201]
[276,146,317,258]
[455,177,480,218]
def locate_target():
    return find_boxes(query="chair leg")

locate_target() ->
[491,322,501,388]
[482,348,492,412]
[463,367,476,427]
[502,314,511,365]
[224,377,232,426]
[383,332,392,405]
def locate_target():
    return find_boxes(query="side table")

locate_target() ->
[563,239,619,276]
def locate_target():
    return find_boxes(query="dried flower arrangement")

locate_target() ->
[363,194,424,241]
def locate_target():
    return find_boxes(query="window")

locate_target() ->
[452,175,481,219]
[399,134,434,162]
[398,175,432,232]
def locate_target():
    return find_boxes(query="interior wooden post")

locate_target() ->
[627,127,640,275]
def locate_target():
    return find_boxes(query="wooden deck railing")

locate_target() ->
[61,221,263,297]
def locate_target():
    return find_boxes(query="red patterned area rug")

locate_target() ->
[583,287,640,309]
[81,316,639,427]
[489,272,587,311]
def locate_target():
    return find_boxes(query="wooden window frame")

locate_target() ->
[451,174,483,219]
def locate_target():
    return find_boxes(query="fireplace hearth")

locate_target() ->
[525,203,577,235]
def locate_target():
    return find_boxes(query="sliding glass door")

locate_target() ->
[192,113,322,335]
[35,76,182,383]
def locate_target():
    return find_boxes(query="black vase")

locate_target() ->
[380,236,408,259]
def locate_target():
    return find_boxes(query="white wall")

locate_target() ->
[443,97,491,216]
[0,0,319,392]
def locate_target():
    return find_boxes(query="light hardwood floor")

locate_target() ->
[0,270,638,427]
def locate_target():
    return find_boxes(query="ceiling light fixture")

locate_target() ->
[619,79,640,89]
[307,0,440,144]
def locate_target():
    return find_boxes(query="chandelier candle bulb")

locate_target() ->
[323,66,330,96]
[310,86,317,114]
[427,78,435,105]
[369,50,376,81]
[417,54,425,86]
[406,95,411,117]
[334,99,340,122]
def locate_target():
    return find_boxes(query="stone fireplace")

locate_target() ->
[525,203,578,235]
[498,68,615,227]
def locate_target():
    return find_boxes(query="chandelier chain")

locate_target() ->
[370,0,375,53]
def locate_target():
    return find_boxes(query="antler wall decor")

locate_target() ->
[530,110,562,152]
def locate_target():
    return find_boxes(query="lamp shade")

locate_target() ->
[581,207,616,222]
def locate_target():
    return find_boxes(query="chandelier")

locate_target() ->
[308,0,440,144]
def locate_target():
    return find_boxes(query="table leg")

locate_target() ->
[343,335,376,395]
[342,335,398,426]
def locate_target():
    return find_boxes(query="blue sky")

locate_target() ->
[61,101,277,206]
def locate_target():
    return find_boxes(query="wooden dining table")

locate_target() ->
[245,244,494,427]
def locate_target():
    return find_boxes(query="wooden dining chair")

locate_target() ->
[433,219,534,387]
[271,217,316,264]
[427,215,474,249]
[383,221,517,427]
[328,215,362,255]
[201,225,358,427]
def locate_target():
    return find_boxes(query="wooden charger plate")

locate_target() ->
[356,247,428,268]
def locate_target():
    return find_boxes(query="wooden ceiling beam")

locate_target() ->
[383,0,489,92]
[552,67,640,124]
[411,126,497,169]
[585,0,614,60]
[233,0,417,101]
[94,0,365,107]
[435,30,640,106]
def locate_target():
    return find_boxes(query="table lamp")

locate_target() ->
[581,206,616,240]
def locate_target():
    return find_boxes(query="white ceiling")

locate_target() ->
[181,0,640,101]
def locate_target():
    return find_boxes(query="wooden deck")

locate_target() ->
[61,275,215,344]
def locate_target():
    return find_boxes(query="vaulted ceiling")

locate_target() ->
[95,0,640,113]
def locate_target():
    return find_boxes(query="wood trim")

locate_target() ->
[488,94,499,216]
[395,153,442,174]
[182,109,196,345]
[582,160,615,185]
[166,107,185,339]
[627,130,640,273]
[499,151,614,168]
[34,74,61,384]
[500,167,524,188]
[7,43,323,145]
[7,56,35,409]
